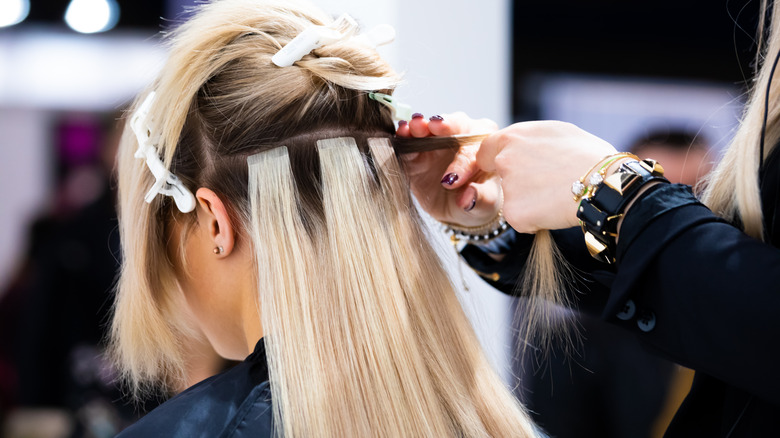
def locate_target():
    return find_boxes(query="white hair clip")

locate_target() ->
[368,92,412,121]
[351,23,395,49]
[130,91,196,213]
[272,14,358,67]
[272,14,395,67]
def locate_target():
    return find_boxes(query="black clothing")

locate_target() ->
[515,309,676,438]
[117,339,273,438]
[12,190,122,406]
[463,180,780,436]
[0,188,155,434]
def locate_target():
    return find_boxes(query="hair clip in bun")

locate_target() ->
[369,92,412,121]
[352,24,395,49]
[130,92,196,213]
[272,13,358,67]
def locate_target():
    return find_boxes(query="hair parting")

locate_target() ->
[243,138,539,436]
[111,1,543,435]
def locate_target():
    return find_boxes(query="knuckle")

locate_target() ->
[478,118,499,131]
[494,133,518,157]
[459,144,478,160]
[494,152,510,171]
[557,120,578,133]
[450,111,469,119]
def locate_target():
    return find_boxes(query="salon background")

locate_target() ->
[0,1,759,437]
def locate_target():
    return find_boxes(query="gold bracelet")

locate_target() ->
[571,152,639,202]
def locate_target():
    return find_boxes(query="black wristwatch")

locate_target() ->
[576,159,667,263]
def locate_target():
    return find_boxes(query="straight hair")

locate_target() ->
[701,0,780,237]
[110,0,541,435]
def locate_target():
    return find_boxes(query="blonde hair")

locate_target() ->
[111,0,538,436]
[702,0,780,237]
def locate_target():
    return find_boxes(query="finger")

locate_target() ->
[444,177,503,227]
[455,184,478,212]
[409,113,430,138]
[475,130,503,173]
[401,149,449,178]
[399,151,420,162]
[427,114,459,137]
[429,112,499,137]
[440,144,480,189]
[429,112,471,137]
[395,120,411,137]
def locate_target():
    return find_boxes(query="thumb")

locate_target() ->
[475,130,504,173]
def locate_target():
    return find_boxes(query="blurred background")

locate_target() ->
[0,0,758,437]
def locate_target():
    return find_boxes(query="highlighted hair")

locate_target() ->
[247,139,537,435]
[702,0,780,238]
[111,0,540,436]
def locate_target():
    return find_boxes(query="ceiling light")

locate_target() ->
[64,0,120,34]
[0,0,30,28]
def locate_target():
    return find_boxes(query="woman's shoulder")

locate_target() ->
[117,346,273,437]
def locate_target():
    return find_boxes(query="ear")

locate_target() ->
[195,188,236,257]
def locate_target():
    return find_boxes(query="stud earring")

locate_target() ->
[213,246,224,254]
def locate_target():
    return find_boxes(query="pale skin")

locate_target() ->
[168,188,263,361]
[168,117,623,365]
[398,113,504,228]
[399,115,636,234]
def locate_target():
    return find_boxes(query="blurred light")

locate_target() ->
[0,30,166,110]
[64,0,120,34]
[0,0,30,28]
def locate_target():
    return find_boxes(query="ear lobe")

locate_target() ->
[195,188,236,257]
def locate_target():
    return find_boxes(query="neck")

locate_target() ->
[241,292,264,355]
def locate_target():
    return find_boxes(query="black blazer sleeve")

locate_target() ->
[460,183,780,405]
[461,226,615,316]
[611,183,780,405]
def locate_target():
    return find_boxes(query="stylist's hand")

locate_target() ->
[398,112,501,227]
[478,121,617,233]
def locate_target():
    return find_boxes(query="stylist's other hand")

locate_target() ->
[478,121,617,233]
[398,112,501,227]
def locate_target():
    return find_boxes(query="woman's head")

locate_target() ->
[112,0,537,436]
[113,0,401,389]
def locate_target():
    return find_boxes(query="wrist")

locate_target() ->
[571,153,639,202]
[575,158,668,263]
[615,181,664,240]
[443,208,510,246]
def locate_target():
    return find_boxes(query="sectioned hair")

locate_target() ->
[111,0,540,436]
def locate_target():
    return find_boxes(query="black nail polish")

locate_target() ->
[412,112,424,119]
[398,120,408,127]
[441,173,458,185]
[465,197,477,212]
[430,115,444,121]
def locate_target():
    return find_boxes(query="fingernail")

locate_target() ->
[398,120,408,127]
[430,115,444,122]
[440,173,458,185]
[465,197,477,212]
[412,113,424,119]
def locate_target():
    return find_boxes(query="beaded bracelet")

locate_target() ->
[442,209,510,292]
[443,209,510,245]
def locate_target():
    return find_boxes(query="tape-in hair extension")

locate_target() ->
[247,146,322,434]
[367,137,410,203]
